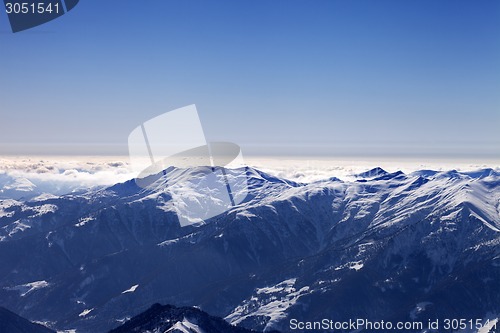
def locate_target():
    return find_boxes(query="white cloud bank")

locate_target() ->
[0,157,135,198]
[245,156,500,183]
[1,156,499,199]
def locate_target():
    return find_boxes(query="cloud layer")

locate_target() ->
[245,157,500,183]
[0,157,134,199]
[1,156,499,199]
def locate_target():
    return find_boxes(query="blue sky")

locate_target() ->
[0,0,499,157]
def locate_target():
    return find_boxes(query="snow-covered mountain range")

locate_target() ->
[0,166,498,332]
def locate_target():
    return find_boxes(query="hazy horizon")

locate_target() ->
[1,142,498,159]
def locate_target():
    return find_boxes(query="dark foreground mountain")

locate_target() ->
[0,167,499,332]
[109,303,275,333]
[0,306,55,333]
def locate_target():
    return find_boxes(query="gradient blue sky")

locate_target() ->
[0,0,499,157]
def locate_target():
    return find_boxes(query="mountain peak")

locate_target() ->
[355,167,388,179]
[109,303,269,333]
